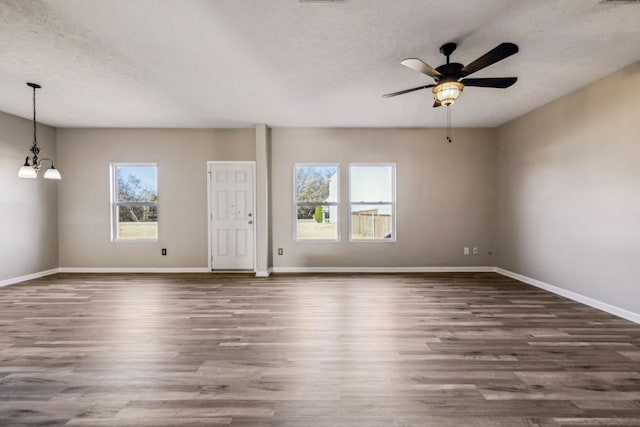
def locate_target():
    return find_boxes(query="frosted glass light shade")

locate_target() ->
[433,81,464,106]
[18,165,37,178]
[44,167,62,180]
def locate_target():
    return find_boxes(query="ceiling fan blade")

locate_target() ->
[433,100,442,108]
[460,77,518,88]
[401,58,442,79]
[383,84,435,98]
[461,43,518,77]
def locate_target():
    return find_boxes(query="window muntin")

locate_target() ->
[349,164,395,241]
[294,164,339,241]
[111,164,158,241]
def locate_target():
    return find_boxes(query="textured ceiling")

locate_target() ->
[0,0,639,128]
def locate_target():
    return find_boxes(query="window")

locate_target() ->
[294,164,339,240]
[350,164,395,241]
[110,164,158,241]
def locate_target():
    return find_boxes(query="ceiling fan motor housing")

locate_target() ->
[435,63,465,81]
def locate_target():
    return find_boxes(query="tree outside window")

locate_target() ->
[111,164,158,241]
[294,164,339,240]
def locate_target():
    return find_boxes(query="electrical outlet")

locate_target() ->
[278,248,283,256]
[161,248,167,256]
[464,247,469,255]
[473,247,479,255]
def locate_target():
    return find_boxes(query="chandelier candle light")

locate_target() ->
[18,83,61,180]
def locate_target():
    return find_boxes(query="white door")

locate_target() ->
[208,162,255,270]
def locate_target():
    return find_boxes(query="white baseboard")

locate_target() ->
[0,268,59,288]
[495,267,640,324]
[58,267,210,273]
[271,266,495,274]
[255,268,272,278]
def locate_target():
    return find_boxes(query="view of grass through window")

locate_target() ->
[295,165,338,240]
[113,165,158,240]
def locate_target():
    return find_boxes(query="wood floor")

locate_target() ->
[1,273,639,426]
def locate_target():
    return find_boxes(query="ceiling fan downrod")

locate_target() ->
[440,43,457,65]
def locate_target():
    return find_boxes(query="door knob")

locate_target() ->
[248,220,253,224]
[248,213,252,217]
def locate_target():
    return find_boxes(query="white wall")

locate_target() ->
[271,127,497,269]
[57,128,255,269]
[495,61,640,314]
[55,126,496,272]
[0,111,58,283]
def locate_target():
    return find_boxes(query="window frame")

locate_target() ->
[293,163,340,242]
[110,163,159,243]
[348,162,396,243]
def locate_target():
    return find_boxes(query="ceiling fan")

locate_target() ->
[384,42,519,107]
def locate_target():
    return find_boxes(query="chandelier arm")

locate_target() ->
[38,158,56,167]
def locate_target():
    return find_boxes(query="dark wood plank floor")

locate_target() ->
[1,273,640,426]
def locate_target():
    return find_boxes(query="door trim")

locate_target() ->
[207,161,257,272]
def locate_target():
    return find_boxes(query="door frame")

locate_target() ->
[207,161,257,272]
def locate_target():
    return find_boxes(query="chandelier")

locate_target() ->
[18,83,61,180]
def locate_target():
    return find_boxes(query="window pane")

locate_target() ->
[351,204,393,239]
[296,206,338,240]
[112,164,158,242]
[295,165,339,241]
[117,205,158,240]
[350,165,393,202]
[295,166,338,203]
[117,166,158,203]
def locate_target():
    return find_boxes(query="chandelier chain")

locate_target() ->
[32,85,37,146]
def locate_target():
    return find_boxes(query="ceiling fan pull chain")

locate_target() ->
[446,106,452,143]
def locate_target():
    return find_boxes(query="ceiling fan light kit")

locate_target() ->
[432,81,464,106]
